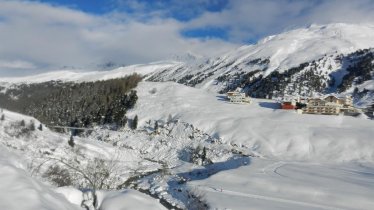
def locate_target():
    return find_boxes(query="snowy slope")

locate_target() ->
[0,146,82,210]
[147,23,374,95]
[0,61,180,87]
[2,23,374,89]
[153,23,374,77]
[130,81,374,162]
[240,23,374,75]
[0,109,165,209]
[2,23,374,104]
[0,108,241,209]
[189,159,374,210]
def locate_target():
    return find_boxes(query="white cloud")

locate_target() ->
[1,0,374,76]
[186,0,374,42]
[0,0,237,76]
[0,59,36,69]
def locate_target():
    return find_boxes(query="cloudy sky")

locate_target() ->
[1,0,374,76]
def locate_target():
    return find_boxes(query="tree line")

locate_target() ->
[0,74,142,129]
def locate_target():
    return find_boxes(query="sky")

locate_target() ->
[1,0,374,76]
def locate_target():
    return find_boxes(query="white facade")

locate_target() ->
[226,91,251,104]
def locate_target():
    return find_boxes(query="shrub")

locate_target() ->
[186,188,209,210]
[29,120,35,131]
[42,165,72,187]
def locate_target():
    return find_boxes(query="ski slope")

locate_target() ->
[130,81,374,162]
[189,159,374,210]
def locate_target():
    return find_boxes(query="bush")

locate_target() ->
[29,120,35,131]
[42,165,72,187]
[186,188,209,210]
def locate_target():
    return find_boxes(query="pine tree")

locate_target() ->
[154,121,159,132]
[68,135,75,148]
[38,124,43,131]
[0,114,4,121]
[132,115,138,130]
[20,120,25,127]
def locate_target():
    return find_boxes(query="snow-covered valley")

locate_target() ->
[1,80,374,209]
[1,22,374,210]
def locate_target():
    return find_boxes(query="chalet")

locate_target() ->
[302,95,358,115]
[226,90,251,104]
[303,98,340,115]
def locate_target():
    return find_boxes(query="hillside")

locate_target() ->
[130,81,374,162]
[1,22,374,209]
[2,23,373,106]
[1,81,374,209]
[146,23,374,106]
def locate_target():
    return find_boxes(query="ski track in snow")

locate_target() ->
[195,184,345,210]
[261,161,286,177]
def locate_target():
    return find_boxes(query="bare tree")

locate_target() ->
[38,154,122,210]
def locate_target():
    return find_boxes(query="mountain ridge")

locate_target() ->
[1,23,374,105]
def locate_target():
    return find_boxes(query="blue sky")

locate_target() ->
[1,0,374,76]
[29,0,233,41]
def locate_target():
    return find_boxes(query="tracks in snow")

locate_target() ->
[192,184,345,210]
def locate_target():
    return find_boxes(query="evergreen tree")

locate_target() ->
[20,120,25,127]
[0,114,4,121]
[154,121,159,132]
[68,135,75,148]
[132,115,138,130]
[38,124,43,131]
[202,147,207,163]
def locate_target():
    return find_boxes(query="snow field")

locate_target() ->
[130,81,374,162]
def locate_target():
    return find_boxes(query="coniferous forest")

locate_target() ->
[0,74,142,129]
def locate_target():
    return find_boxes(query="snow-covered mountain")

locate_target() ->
[0,61,179,88]
[3,21,374,210]
[3,23,373,105]
[146,23,374,105]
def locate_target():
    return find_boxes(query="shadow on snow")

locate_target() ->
[179,156,251,181]
[259,102,281,110]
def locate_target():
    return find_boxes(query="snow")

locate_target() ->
[1,22,374,208]
[0,61,179,86]
[0,109,173,209]
[145,23,374,94]
[254,23,374,74]
[0,146,81,210]
[1,79,374,209]
[131,81,374,162]
[100,190,166,210]
[189,158,374,210]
